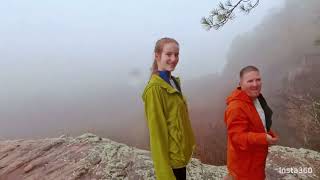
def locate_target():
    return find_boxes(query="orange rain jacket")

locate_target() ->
[224,88,277,180]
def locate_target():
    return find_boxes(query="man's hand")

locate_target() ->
[266,134,278,145]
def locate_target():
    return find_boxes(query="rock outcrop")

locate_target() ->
[0,133,319,180]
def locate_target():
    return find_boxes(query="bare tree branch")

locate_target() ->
[201,0,259,30]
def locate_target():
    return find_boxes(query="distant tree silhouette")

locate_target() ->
[315,38,320,46]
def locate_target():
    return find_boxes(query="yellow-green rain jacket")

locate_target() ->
[142,74,196,180]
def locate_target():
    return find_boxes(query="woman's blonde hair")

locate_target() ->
[150,37,179,77]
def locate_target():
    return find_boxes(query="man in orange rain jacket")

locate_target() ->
[224,65,279,180]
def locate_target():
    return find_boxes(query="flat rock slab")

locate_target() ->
[0,133,319,180]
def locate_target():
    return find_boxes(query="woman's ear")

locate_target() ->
[155,52,160,62]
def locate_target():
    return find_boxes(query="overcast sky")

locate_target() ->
[1,0,284,82]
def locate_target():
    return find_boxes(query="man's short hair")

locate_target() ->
[240,65,260,78]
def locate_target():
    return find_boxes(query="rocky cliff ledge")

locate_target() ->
[0,133,319,180]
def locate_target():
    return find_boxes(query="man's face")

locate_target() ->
[240,70,262,99]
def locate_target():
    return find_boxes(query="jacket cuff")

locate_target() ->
[268,130,277,138]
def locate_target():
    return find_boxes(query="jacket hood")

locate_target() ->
[142,74,180,102]
[226,87,254,105]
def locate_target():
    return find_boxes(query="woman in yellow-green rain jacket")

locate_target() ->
[142,37,195,180]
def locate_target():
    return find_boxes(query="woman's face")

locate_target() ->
[156,42,179,72]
